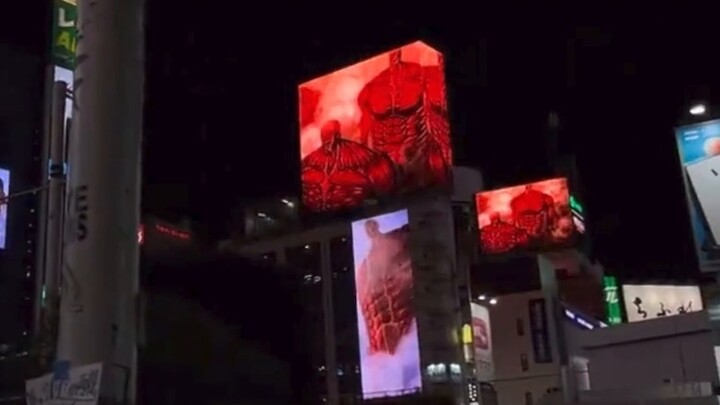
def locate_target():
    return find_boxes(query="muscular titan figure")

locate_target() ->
[357,49,452,190]
[301,120,396,212]
[480,213,529,253]
[355,219,414,355]
[509,185,558,239]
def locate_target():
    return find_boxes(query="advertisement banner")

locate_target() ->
[0,168,9,249]
[602,276,622,325]
[675,120,720,273]
[471,303,494,382]
[528,298,552,364]
[51,0,77,69]
[352,209,422,399]
[622,284,703,323]
[475,177,578,255]
[298,41,453,212]
[25,362,102,404]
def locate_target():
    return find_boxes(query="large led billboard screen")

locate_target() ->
[475,177,577,254]
[0,168,9,249]
[675,120,720,273]
[299,41,453,212]
[351,209,422,398]
[622,284,703,323]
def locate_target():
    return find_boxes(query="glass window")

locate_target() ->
[286,243,325,377]
[516,318,525,336]
[330,235,361,396]
[520,353,529,372]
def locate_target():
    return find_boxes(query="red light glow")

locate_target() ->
[475,178,576,254]
[137,224,144,245]
[154,224,190,240]
[299,41,453,212]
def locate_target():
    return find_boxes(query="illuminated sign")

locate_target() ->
[622,284,703,323]
[137,223,190,245]
[675,120,720,273]
[154,224,190,241]
[52,0,77,69]
[351,209,422,399]
[471,303,494,382]
[569,194,586,235]
[602,276,622,325]
[475,177,578,254]
[562,306,606,330]
[0,168,10,249]
[569,195,583,215]
[299,41,453,212]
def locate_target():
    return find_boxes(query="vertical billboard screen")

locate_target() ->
[0,168,9,249]
[622,284,703,323]
[475,177,577,254]
[471,303,494,382]
[675,120,720,273]
[299,41,453,212]
[352,209,422,398]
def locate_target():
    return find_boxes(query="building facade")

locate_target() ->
[0,35,47,357]
[221,167,484,405]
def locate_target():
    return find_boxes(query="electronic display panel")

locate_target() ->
[471,303,494,382]
[475,177,577,254]
[675,120,720,273]
[299,41,453,212]
[622,284,703,323]
[351,209,422,399]
[0,168,9,249]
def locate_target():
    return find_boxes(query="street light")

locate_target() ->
[689,104,707,116]
[489,298,498,305]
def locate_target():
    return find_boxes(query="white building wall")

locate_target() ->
[488,291,562,405]
[579,311,717,392]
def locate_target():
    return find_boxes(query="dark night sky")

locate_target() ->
[141,4,719,278]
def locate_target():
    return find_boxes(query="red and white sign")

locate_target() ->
[471,303,494,382]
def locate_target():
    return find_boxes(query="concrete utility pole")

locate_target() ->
[44,80,67,313]
[55,0,145,403]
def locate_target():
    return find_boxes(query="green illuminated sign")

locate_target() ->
[603,276,622,325]
[569,195,584,215]
[52,0,77,69]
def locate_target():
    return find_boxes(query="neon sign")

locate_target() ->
[154,224,191,240]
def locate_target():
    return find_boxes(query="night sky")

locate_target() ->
[145,4,718,278]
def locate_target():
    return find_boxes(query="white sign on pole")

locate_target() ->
[25,362,103,405]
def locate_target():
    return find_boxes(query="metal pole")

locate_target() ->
[321,241,339,405]
[33,64,55,336]
[56,0,144,403]
[45,80,67,310]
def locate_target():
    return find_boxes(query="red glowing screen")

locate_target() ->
[475,178,577,254]
[299,41,453,212]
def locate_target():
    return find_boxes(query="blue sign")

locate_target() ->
[52,360,71,380]
[528,298,553,363]
[675,120,720,273]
